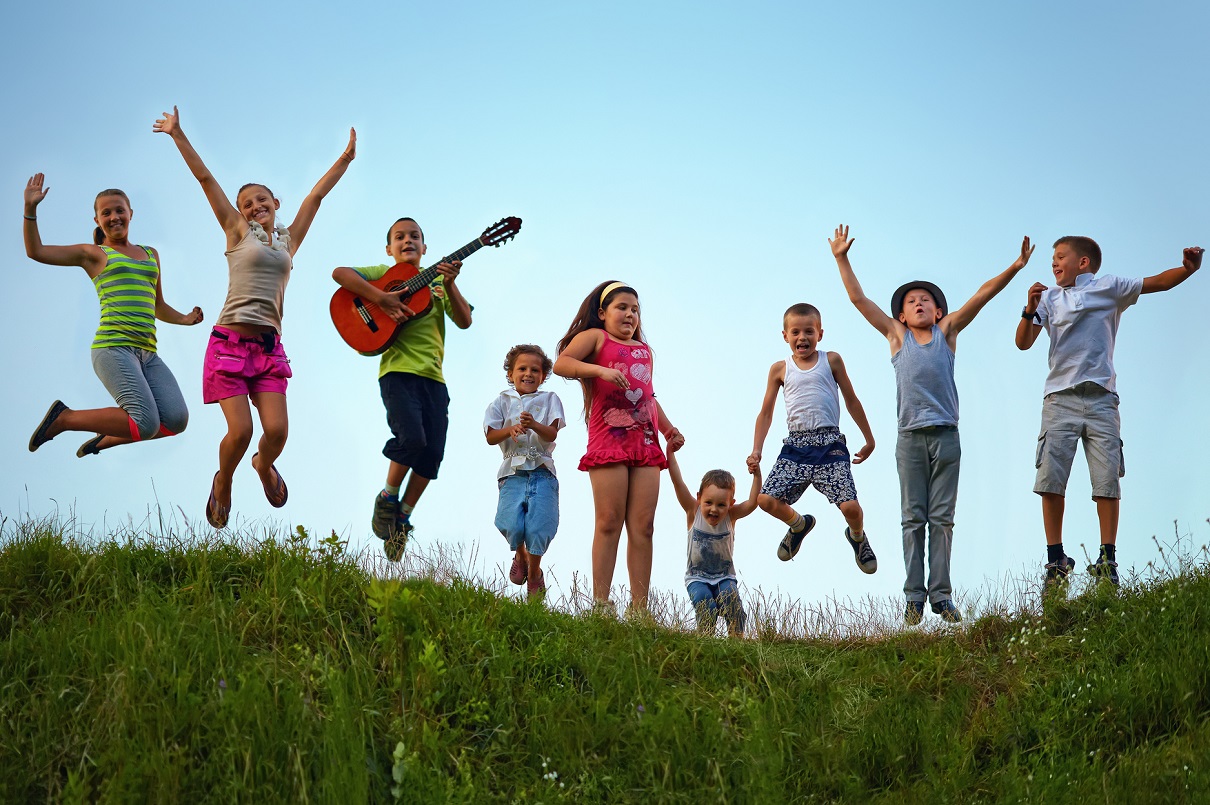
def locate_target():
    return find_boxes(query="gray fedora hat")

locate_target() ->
[890,281,948,319]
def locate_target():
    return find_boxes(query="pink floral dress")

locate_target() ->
[579,333,667,471]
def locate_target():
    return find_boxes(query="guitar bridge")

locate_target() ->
[353,298,380,332]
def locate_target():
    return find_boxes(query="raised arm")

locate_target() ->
[830,225,903,349]
[747,362,783,473]
[942,236,1034,339]
[150,248,203,326]
[664,450,698,518]
[1141,247,1203,294]
[729,464,762,520]
[828,352,875,464]
[22,174,104,273]
[1015,282,1046,350]
[286,128,356,255]
[153,106,245,248]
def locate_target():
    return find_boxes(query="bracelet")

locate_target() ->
[23,214,36,221]
[1021,308,1036,320]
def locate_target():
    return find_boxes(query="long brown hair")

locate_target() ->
[556,280,645,417]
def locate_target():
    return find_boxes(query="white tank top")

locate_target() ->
[784,352,840,431]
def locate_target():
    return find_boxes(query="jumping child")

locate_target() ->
[748,302,878,578]
[1016,237,1202,587]
[665,450,761,637]
[155,106,355,528]
[831,224,1034,623]
[484,344,565,599]
[23,174,203,457]
[332,217,472,560]
[553,281,684,613]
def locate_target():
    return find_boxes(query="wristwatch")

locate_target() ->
[1021,308,1037,320]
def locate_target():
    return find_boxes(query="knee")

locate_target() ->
[595,505,626,533]
[262,421,289,447]
[161,408,188,436]
[838,499,863,521]
[128,409,161,441]
[757,494,778,513]
[226,423,254,449]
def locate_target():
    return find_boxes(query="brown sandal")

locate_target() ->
[253,453,288,508]
[205,472,230,529]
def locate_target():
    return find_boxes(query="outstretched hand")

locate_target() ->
[153,106,180,136]
[1011,236,1035,270]
[829,224,854,257]
[1183,247,1204,272]
[341,128,357,161]
[24,174,49,208]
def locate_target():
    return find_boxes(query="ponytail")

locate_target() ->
[93,226,105,245]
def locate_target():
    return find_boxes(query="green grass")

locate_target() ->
[1,514,1209,803]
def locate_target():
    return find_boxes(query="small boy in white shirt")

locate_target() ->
[1016,237,1203,586]
[484,344,565,599]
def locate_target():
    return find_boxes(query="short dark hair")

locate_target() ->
[699,469,736,494]
[1054,236,1102,272]
[387,217,424,245]
[783,303,821,327]
[503,344,553,383]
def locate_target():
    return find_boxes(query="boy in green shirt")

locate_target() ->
[333,217,473,559]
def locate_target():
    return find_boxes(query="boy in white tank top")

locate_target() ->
[748,303,878,576]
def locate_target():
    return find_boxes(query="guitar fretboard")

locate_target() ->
[397,239,485,294]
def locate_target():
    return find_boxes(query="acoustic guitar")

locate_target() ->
[330,216,521,355]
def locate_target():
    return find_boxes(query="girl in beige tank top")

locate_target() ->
[155,105,356,529]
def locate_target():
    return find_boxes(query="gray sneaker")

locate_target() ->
[845,528,877,574]
[384,518,412,562]
[777,514,817,561]
[371,493,399,541]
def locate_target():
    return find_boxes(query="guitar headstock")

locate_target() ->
[480,216,522,248]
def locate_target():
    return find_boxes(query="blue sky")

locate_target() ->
[3,1,1207,617]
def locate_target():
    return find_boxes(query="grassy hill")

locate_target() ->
[1,516,1208,803]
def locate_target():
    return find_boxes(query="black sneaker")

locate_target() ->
[371,493,399,541]
[1044,555,1076,586]
[904,600,925,626]
[76,434,104,458]
[777,514,817,561]
[1087,556,1120,586]
[29,400,67,452]
[844,528,877,574]
[931,599,962,623]
[384,517,412,562]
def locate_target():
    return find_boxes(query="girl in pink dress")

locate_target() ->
[554,281,684,613]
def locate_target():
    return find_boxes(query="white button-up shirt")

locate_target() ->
[1035,272,1142,395]
[483,389,566,479]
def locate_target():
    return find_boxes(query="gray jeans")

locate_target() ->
[91,346,189,440]
[896,426,960,604]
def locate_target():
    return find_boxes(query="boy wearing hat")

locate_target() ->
[1015,237,1203,588]
[830,225,1034,624]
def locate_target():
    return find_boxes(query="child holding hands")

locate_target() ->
[666,450,760,637]
[484,344,565,599]
[554,281,684,614]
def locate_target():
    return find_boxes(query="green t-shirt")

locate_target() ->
[354,265,465,383]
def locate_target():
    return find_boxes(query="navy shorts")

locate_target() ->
[379,372,450,479]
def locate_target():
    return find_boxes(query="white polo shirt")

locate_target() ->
[1034,272,1143,395]
[483,389,566,479]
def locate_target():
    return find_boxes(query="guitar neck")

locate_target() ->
[402,238,485,293]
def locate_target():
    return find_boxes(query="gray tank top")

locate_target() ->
[684,507,736,584]
[216,227,293,332]
[891,325,959,431]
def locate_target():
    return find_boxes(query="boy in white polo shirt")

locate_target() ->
[1016,236,1203,586]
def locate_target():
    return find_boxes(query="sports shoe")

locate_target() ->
[1044,555,1076,586]
[509,552,528,585]
[904,600,925,626]
[76,434,104,458]
[371,493,399,541]
[931,599,963,623]
[845,528,878,574]
[1087,556,1120,586]
[777,514,817,561]
[384,517,413,562]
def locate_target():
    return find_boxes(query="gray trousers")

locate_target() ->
[896,426,960,604]
[91,346,189,440]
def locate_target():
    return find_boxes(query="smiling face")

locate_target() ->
[599,292,640,341]
[898,288,944,328]
[386,219,427,265]
[1051,244,1091,287]
[697,483,736,528]
[93,194,132,243]
[782,313,823,362]
[236,185,280,229]
[508,352,547,394]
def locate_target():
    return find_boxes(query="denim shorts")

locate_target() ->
[1033,382,1124,499]
[494,467,559,555]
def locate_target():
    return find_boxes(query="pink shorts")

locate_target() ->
[202,326,292,403]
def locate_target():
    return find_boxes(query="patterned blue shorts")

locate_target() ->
[761,427,858,506]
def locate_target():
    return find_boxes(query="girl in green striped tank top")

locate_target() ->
[23,175,204,458]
